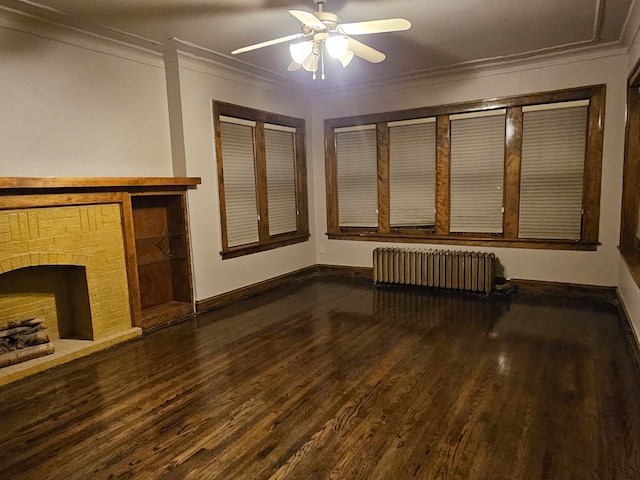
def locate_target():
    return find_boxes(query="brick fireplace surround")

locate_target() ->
[0,177,199,386]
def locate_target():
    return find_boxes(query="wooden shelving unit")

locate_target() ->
[131,194,194,330]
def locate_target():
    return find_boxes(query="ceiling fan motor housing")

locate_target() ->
[314,11,340,31]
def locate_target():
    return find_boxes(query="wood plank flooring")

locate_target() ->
[1,277,639,479]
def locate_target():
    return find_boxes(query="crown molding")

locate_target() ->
[166,39,308,96]
[0,1,163,67]
[311,42,628,98]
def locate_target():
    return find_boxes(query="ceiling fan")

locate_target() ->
[231,0,411,79]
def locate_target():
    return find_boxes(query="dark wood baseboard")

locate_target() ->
[506,278,617,301]
[317,264,373,280]
[616,290,640,377]
[196,266,318,314]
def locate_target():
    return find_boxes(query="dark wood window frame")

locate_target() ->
[620,61,640,285]
[324,85,606,251]
[213,101,309,259]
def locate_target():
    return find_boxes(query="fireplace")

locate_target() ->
[0,265,92,341]
[0,177,199,386]
[0,203,140,385]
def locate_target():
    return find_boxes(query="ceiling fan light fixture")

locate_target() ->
[325,35,348,59]
[290,41,313,64]
[338,49,355,68]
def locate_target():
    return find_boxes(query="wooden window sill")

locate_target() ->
[221,234,310,259]
[327,231,598,251]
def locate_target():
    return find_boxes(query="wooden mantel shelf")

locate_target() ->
[0,177,201,191]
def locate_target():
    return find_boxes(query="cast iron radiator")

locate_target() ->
[373,248,496,294]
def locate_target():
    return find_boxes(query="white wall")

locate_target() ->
[171,54,317,301]
[0,10,173,177]
[311,51,628,287]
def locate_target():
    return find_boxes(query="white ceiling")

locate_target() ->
[1,0,635,89]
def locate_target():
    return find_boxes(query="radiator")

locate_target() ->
[373,248,496,294]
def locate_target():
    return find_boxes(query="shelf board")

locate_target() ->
[141,301,194,330]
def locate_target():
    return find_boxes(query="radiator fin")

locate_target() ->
[373,248,495,294]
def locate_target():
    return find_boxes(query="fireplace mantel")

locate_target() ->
[0,176,201,385]
[0,177,200,191]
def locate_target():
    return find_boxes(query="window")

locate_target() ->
[519,101,589,240]
[214,102,309,258]
[620,61,640,284]
[336,125,378,227]
[450,110,505,234]
[389,119,436,228]
[324,85,605,250]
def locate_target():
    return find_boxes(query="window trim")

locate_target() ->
[620,60,640,286]
[213,101,309,259]
[324,85,605,251]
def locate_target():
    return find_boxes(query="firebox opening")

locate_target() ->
[0,265,93,341]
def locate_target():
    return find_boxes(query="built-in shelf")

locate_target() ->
[131,194,194,330]
[0,177,200,190]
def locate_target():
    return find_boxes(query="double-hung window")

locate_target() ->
[325,85,604,250]
[214,102,309,258]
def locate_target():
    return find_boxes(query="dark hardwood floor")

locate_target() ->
[1,277,639,479]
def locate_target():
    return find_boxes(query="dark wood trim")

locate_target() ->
[621,87,640,249]
[213,101,230,253]
[120,193,143,329]
[295,128,310,236]
[435,116,451,235]
[323,85,605,129]
[616,279,640,374]
[324,121,339,232]
[377,123,390,234]
[327,232,598,251]
[254,122,270,242]
[215,101,305,129]
[196,265,318,313]
[503,107,523,238]
[214,101,309,258]
[0,193,125,210]
[582,87,606,244]
[508,278,617,300]
[0,177,201,191]
[317,264,374,280]
[220,234,310,259]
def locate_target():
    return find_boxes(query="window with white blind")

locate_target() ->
[389,119,436,228]
[324,85,604,251]
[519,101,589,240]
[336,125,378,227]
[219,118,259,248]
[214,102,309,258]
[265,125,298,236]
[450,111,506,234]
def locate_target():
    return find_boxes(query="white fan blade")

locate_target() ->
[347,38,386,63]
[289,10,325,29]
[338,18,411,35]
[231,33,304,54]
[287,60,303,71]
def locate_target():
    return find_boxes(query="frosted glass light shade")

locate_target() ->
[326,36,348,59]
[289,41,313,64]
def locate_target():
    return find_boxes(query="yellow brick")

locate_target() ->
[9,214,20,241]
[28,212,39,239]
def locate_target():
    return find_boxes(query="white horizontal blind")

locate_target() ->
[519,104,588,240]
[389,120,436,227]
[336,126,378,227]
[450,112,505,233]
[265,126,298,236]
[219,120,259,247]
